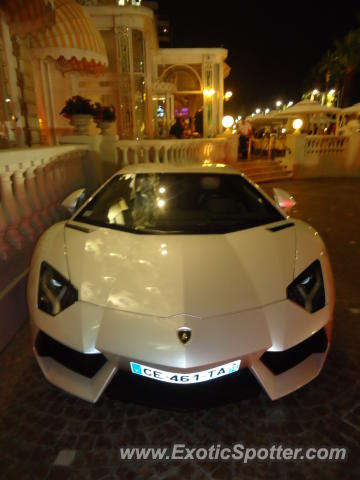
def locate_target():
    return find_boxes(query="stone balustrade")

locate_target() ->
[284,133,360,178]
[116,137,228,169]
[0,145,88,261]
[0,145,88,352]
[305,135,349,154]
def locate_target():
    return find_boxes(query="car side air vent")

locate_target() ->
[66,223,92,234]
[267,222,294,233]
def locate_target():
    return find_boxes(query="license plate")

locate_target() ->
[130,360,241,384]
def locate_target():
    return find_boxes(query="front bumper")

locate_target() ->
[30,297,333,403]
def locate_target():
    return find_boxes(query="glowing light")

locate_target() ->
[251,113,255,117]
[312,89,319,95]
[255,108,261,114]
[161,250,168,256]
[265,108,270,114]
[224,91,233,100]
[293,118,303,131]
[328,89,336,96]
[287,101,294,107]
[203,88,215,97]
[222,115,234,129]
[281,128,286,134]
[5,98,11,103]
[276,100,282,107]
[157,199,166,208]
[159,186,166,194]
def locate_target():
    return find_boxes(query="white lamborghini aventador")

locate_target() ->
[27,163,335,402]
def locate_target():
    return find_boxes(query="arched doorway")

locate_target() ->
[160,64,203,136]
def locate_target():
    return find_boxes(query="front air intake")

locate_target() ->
[260,328,328,375]
[35,331,106,378]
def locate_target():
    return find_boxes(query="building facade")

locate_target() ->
[0,0,229,148]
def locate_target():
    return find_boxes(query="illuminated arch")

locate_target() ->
[160,64,201,91]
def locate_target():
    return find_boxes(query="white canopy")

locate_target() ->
[342,103,360,114]
[276,100,340,117]
[247,111,284,125]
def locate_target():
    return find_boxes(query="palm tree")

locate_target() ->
[318,49,345,103]
[317,28,360,107]
[335,29,360,106]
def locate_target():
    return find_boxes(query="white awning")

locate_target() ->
[30,0,108,74]
[1,0,55,37]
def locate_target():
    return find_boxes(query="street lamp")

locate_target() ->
[222,115,234,134]
[276,100,282,108]
[292,118,303,134]
[255,108,261,114]
[265,108,270,114]
[224,91,233,101]
[287,101,294,107]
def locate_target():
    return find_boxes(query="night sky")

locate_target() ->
[156,0,360,115]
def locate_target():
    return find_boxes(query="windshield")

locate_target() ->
[74,173,283,234]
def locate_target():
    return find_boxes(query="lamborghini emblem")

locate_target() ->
[177,327,192,345]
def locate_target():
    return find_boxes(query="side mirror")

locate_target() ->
[61,188,86,215]
[273,187,296,214]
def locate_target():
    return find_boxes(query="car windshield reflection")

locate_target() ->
[74,173,283,234]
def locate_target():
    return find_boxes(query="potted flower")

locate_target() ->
[60,96,95,135]
[93,103,116,135]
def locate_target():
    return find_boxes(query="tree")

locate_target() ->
[335,29,360,106]
[317,28,360,106]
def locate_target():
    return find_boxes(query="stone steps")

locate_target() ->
[227,159,293,183]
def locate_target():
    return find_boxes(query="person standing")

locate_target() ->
[237,118,252,160]
[169,116,184,139]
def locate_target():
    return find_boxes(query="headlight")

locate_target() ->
[38,262,78,316]
[287,260,325,313]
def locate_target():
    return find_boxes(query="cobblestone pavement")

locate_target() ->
[1,178,360,480]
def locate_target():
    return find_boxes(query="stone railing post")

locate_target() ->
[24,165,47,230]
[0,204,10,260]
[12,170,36,241]
[0,170,23,249]
[285,134,307,178]
[154,145,160,163]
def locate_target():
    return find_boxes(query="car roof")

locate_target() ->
[118,162,241,175]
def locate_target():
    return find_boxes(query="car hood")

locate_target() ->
[65,222,296,318]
